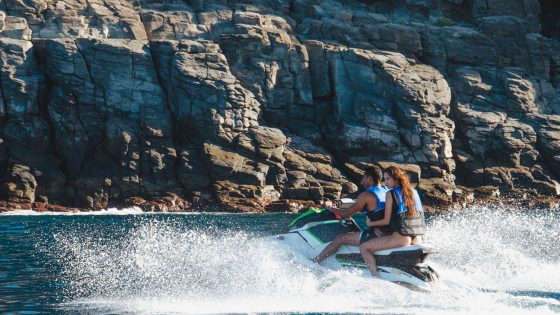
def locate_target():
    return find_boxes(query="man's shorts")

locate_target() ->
[359,229,379,244]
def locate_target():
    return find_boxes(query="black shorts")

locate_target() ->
[359,229,379,244]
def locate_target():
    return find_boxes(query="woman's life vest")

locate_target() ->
[389,186,426,236]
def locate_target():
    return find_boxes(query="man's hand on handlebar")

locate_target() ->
[322,199,338,212]
[323,199,356,221]
[322,199,333,208]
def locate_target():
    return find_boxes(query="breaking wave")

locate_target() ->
[45,206,559,314]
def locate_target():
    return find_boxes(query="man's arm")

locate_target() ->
[332,192,368,219]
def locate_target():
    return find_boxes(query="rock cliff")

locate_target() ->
[0,0,559,210]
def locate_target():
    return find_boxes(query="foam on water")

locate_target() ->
[47,205,560,314]
[426,207,560,293]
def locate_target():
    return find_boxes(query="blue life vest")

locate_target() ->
[365,186,389,213]
[389,186,426,236]
[364,186,390,232]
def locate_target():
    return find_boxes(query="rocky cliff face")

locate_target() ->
[0,0,559,210]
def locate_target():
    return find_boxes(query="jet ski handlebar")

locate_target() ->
[334,198,355,210]
[324,198,355,211]
[323,198,357,227]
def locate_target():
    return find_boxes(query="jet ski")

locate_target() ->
[272,201,439,290]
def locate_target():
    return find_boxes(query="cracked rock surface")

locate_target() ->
[0,0,559,210]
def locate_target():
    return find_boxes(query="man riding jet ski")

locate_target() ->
[272,166,438,290]
[312,165,392,264]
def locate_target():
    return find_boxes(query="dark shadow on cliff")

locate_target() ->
[540,0,560,41]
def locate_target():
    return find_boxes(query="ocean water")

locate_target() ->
[0,206,559,314]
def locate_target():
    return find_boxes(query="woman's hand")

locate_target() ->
[365,216,373,226]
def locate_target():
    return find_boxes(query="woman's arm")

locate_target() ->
[366,191,393,227]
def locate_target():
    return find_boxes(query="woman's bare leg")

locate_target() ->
[359,233,412,276]
[313,232,360,263]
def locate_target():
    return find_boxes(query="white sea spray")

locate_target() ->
[42,205,560,314]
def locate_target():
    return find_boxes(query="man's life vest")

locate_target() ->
[364,186,390,232]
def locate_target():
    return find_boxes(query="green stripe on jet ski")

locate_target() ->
[288,207,324,228]
[335,257,367,268]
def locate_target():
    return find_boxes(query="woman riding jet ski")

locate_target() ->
[272,166,438,290]
[360,166,427,277]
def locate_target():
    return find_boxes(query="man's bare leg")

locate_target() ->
[359,233,412,276]
[312,232,360,263]
[411,235,422,245]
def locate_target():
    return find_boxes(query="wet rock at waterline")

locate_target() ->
[0,0,559,211]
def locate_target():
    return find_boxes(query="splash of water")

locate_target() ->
[48,206,560,314]
[426,206,560,292]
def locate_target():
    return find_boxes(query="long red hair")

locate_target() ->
[385,166,417,217]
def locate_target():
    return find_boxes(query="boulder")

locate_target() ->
[1,164,37,203]
[284,149,317,173]
[0,16,32,40]
[214,180,280,202]
[443,26,498,66]
[478,16,530,67]
[251,126,287,161]
[376,23,422,57]
[417,178,456,204]
[0,11,5,31]
[474,186,501,198]
[284,176,324,201]
[176,148,212,192]
[344,160,421,185]
[527,114,560,177]
[73,177,112,209]
[378,161,422,184]
[204,143,269,187]
[526,34,559,84]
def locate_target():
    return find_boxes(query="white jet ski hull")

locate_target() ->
[272,216,438,290]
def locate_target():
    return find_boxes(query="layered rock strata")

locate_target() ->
[0,0,558,211]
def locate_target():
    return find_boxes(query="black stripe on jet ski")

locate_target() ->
[296,231,314,248]
[335,250,438,283]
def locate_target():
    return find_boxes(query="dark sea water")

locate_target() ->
[1,206,559,314]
